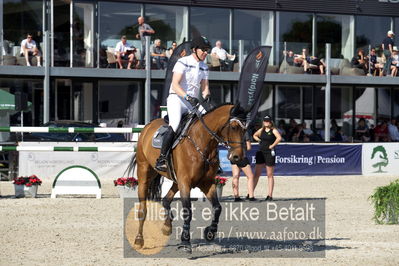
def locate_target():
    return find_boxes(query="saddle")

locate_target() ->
[152,112,197,149]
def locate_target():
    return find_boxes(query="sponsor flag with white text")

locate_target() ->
[236,46,272,124]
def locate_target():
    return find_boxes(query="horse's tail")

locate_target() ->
[148,174,162,201]
[127,152,162,200]
[124,153,137,178]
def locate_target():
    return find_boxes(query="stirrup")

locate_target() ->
[155,156,168,172]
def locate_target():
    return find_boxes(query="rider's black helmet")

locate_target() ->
[190,36,211,52]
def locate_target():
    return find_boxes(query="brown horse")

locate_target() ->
[132,103,247,252]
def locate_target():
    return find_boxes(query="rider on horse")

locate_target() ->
[155,36,212,172]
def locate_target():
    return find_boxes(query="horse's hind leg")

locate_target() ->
[198,180,221,242]
[162,183,178,236]
[134,162,157,248]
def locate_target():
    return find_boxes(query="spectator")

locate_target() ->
[351,48,368,74]
[286,118,298,141]
[330,119,339,136]
[292,123,305,142]
[166,41,177,59]
[388,118,399,141]
[117,120,124,128]
[20,33,41,66]
[355,118,370,142]
[374,121,390,142]
[136,16,155,68]
[368,48,384,76]
[151,39,168,70]
[390,46,399,77]
[382,30,395,75]
[332,126,344,142]
[302,122,314,142]
[115,35,137,69]
[211,40,235,71]
[304,55,325,74]
[285,50,295,66]
[277,119,287,141]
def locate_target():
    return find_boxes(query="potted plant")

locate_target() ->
[114,177,138,198]
[215,176,228,201]
[13,177,26,198]
[24,175,42,197]
[369,180,399,224]
[13,175,42,198]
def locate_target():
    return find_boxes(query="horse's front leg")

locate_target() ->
[178,183,192,253]
[199,181,221,241]
[162,183,178,236]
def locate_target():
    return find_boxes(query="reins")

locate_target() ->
[186,105,246,164]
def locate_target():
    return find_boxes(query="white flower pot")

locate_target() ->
[386,201,399,224]
[14,184,25,198]
[216,185,223,201]
[24,185,38,198]
[117,186,138,198]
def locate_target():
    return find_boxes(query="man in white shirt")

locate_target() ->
[20,33,41,66]
[211,40,235,71]
[115,35,137,69]
[388,118,399,141]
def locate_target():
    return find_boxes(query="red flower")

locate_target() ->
[113,177,138,188]
[215,176,228,186]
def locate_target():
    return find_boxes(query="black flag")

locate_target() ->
[236,46,272,124]
[161,41,192,105]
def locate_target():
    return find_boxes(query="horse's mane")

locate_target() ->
[202,102,234,118]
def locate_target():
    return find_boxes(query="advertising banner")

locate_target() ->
[219,144,362,176]
[18,142,135,181]
[362,143,399,175]
[236,46,272,124]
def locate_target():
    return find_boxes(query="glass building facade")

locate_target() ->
[0,0,398,141]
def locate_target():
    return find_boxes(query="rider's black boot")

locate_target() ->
[155,126,175,172]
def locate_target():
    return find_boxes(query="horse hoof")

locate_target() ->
[134,236,144,248]
[204,226,217,241]
[177,241,192,254]
[161,224,172,236]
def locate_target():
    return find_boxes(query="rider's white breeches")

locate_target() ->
[166,94,206,132]
[167,94,191,132]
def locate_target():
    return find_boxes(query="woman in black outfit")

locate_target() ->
[253,115,282,201]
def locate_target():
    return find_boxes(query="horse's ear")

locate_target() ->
[230,102,241,117]
[231,102,247,120]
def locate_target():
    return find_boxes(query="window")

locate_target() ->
[0,78,43,128]
[190,7,230,50]
[278,12,313,65]
[317,14,354,59]
[3,0,43,60]
[98,81,142,126]
[233,10,273,55]
[356,16,391,50]
[145,5,188,47]
[99,2,141,68]
[394,88,399,119]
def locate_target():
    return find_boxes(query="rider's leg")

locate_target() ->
[155,126,175,171]
[155,94,188,171]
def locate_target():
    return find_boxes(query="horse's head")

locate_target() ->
[220,103,248,164]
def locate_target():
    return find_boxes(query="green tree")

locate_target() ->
[371,146,389,173]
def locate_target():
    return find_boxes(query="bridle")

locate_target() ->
[186,109,246,164]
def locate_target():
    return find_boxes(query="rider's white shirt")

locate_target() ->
[169,55,209,98]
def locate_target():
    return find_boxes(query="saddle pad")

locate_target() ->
[152,125,169,149]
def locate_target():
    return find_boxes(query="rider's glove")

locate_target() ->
[185,95,199,107]
[203,94,211,103]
